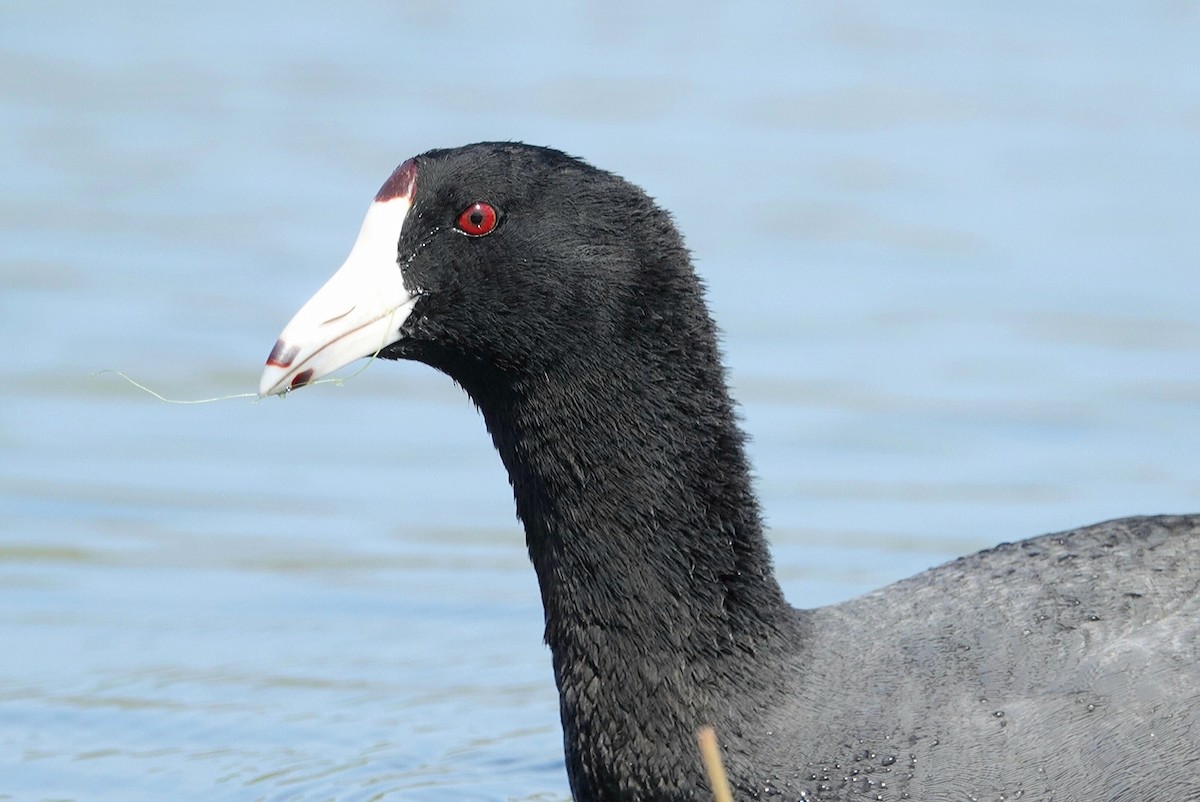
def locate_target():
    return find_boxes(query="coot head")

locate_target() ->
[260,142,694,398]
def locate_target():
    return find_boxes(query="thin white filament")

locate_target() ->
[95,306,399,404]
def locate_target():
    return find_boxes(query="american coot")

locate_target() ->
[260,143,1199,802]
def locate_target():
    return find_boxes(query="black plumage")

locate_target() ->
[266,142,1200,802]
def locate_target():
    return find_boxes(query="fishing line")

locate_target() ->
[92,351,384,404]
[92,370,259,404]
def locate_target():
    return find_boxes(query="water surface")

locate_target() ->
[2,3,1198,800]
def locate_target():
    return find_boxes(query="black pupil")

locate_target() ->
[470,210,484,227]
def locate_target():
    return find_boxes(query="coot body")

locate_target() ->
[261,143,1199,802]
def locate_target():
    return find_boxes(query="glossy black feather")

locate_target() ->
[372,142,1199,802]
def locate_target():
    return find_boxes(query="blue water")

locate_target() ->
[2,3,1198,800]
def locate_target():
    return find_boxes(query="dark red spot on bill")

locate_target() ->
[290,369,315,390]
[266,340,300,368]
[375,158,418,202]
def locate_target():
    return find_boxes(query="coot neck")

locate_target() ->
[438,284,794,798]
[501,371,788,629]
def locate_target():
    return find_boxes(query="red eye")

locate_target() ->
[456,201,498,236]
